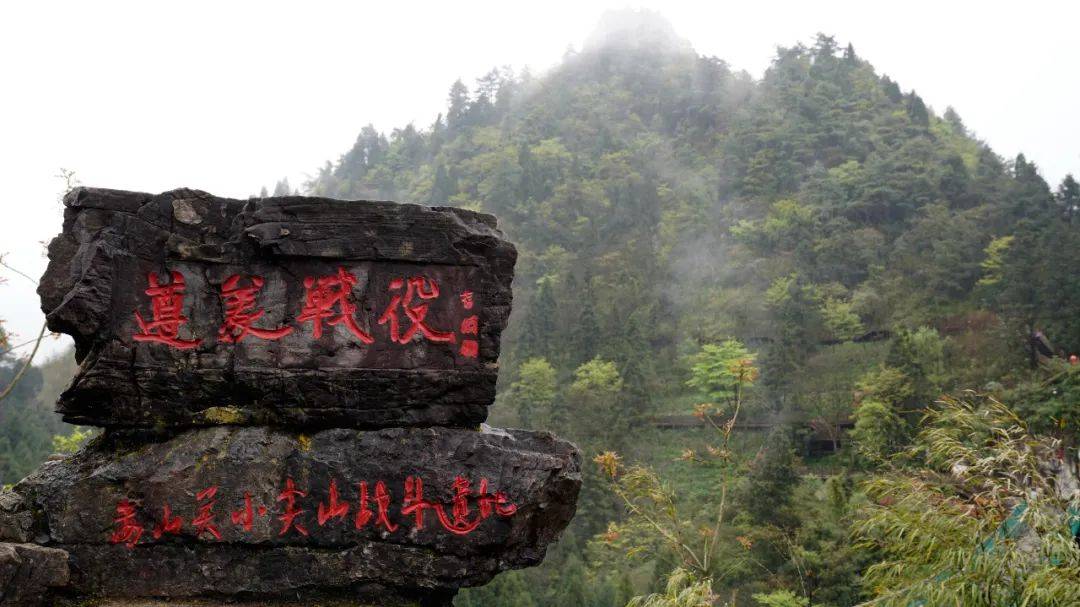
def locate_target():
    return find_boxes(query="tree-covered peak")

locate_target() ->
[304,22,1072,428]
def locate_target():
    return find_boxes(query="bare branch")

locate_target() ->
[0,323,48,402]
[0,334,52,357]
[0,255,38,285]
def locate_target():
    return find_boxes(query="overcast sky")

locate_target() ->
[2,0,1078,359]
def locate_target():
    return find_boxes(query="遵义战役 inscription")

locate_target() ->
[38,187,517,430]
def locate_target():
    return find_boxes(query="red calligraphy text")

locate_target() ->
[152,504,184,539]
[193,486,221,540]
[402,475,440,530]
[298,267,374,343]
[231,492,256,532]
[435,477,518,535]
[276,477,309,537]
[218,275,293,343]
[317,479,349,526]
[459,340,479,358]
[403,476,516,535]
[460,315,478,335]
[477,478,518,519]
[133,271,202,349]
[109,499,144,549]
[379,277,456,345]
[354,480,398,532]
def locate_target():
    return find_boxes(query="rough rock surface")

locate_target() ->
[0,492,32,543]
[0,542,70,606]
[39,187,516,430]
[3,425,580,601]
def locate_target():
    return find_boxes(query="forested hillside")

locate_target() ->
[301,12,1080,606]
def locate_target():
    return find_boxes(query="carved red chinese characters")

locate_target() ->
[192,486,221,541]
[276,477,309,537]
[130,267,488,354]
[379,277,456,344]
[218,274,293,343]
[44,188,517,431]
[152,504,183,539]
[106,473,518,548]
[298,267,374,343]
[133,271,201,349]
[317,479,349,527]
[109,499,144,549]
[356,480,399,532]
[230,493,257,532]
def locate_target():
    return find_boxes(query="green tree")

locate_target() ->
[446,79,470,130]
[509,358,557,429]
[850,399,906,464]
[1058,173,1080,221]
[52,427,93,454]
[518,277,558,363]
[739,429,800,528]
[820,297,863,341]
[566,358,624,446]
[686,340,757,405]
[455,570,538,607]
[594,355,759,579]
[885,327,947,403]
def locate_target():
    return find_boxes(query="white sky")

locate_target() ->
[2,0,1078,360]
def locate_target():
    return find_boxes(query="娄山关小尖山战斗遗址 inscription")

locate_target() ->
[4,425,581,601]
[109,473,517,548]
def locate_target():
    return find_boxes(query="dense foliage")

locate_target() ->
[300,12,1080,605]
[857,396,1080,606]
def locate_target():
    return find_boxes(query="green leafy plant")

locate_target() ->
[855,394,1080,606]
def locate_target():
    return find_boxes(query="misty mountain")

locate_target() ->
[307,10,1074,404]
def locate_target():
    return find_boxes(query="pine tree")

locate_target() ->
[430,163,454,204]
[905,91,929,127]
[271,178,291,197]
[446,79,470,130]
[1057,174,1080,221]
[517,278,557,362]
[573,271,600,366]
[740,428,800,528]
[843,42,857,64]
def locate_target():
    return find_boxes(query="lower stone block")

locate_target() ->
[2,425,580,603]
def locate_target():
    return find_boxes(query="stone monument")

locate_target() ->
[0,188,581,606]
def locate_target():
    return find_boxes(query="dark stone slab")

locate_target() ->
[39,187,516,430]
[4,425,580,601]
[0,542,70,606]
